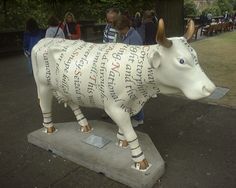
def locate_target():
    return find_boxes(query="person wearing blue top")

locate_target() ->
[114,15,144,127]
[23,18,44,74]
[114,15,143,45]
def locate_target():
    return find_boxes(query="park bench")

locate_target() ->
[222,22,229,31]
[201,24,217,36]
[200,21,234,37]
[215,23,223,33]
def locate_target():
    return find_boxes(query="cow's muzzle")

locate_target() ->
[183,81,216,100]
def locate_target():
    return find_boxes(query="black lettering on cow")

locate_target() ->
[111,62,120,76]
[62,74,69,94]
[43,51,51,85]
[112,53,121,61]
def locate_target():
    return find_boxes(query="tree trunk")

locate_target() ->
[156,0,184,37]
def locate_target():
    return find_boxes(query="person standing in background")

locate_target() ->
[23,18,44,74]
[103,7,120,43]
[101,7,120,119]
[113,15,144,128]
[114,15,143,45]
[62,12,81,40]
[45,15,65,38]
[143,10,157,45]
[133,11,145,43]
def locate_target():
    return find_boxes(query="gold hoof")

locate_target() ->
[118,139,129,148]
[47,126,56,134]
[135,159,149,170]
[80,124,92,133]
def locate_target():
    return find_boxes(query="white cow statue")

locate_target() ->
[31,19,215,170]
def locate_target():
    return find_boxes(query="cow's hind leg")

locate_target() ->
[68,102,92,133]
[106,107,149,171]
[38,86,55,133]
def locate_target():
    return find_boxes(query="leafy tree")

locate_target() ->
[229,0,236,10]
[215,0,233,13]
[0,0,157,31]
[0,0,50,31]
[184,0,198,17]
[202,5,221,16]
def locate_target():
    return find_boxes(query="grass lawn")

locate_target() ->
[191,31,236,108]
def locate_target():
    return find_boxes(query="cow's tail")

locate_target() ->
[31,45,40,99]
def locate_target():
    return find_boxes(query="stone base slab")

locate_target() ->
[28,121,165,188]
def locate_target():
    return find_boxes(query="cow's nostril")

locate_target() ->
[202,86,211,96]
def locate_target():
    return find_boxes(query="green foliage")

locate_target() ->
[215,0,233,13]
[0,0,156,31]
[229,0,236,10]
[202,5,221,16]
[184,0,198,17]
[202,0,234,16]
[0,0,50,31]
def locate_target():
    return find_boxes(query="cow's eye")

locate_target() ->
[179,59,185,64]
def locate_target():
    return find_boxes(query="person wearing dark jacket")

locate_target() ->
[143,10,157,45]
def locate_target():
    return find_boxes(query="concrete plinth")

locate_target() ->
[28,121,165,188]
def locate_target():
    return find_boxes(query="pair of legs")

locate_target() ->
[105,106,149,170]
[39,86,91,133]
[131,109,144,127]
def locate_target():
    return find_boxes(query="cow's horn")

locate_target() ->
[184,19,195,41]
[156,18,172,48]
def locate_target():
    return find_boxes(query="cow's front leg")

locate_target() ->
[106,107,149,170]
[68,102,92,133]
[117,128,128,148]
[38,86,55,133]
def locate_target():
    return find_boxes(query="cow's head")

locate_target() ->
[149,19,215,100]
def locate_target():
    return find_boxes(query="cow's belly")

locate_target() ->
[56,70,104,108]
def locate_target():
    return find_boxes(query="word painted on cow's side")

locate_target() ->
[62,74,69,95]
[108,69,118,101]
[125,64,138,100]
[128,46,140,64]
[99,55,107,102]
[133,49,149,98]
[43,51,51,86]
[87,60,98,105]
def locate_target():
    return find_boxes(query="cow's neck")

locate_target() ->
[130,44,180,98]
[126,45,161,100]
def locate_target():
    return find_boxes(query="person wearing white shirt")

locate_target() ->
[45,16,65,38]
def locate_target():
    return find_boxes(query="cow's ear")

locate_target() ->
[149,51,161,69]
